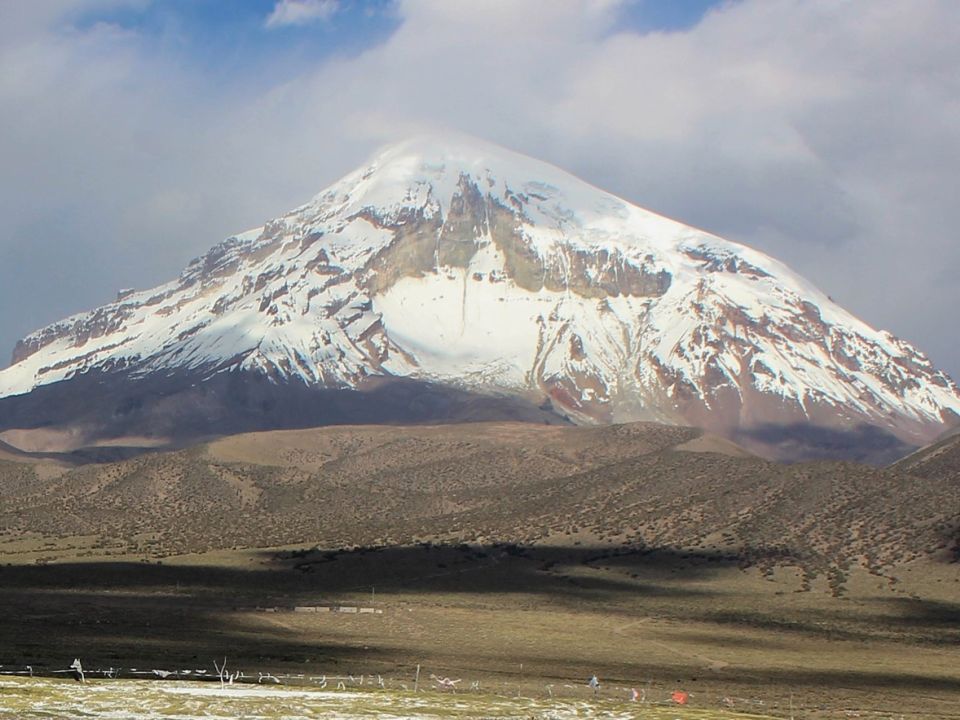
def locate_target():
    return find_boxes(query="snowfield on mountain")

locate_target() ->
[2,135,958,460]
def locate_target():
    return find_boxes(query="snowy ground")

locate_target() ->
[0,677,770,719]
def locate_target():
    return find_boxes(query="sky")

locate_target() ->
[0,0,958,377]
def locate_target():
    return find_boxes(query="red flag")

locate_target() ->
[671,691,689,705]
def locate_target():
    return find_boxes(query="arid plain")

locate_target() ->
[1,422,958,718]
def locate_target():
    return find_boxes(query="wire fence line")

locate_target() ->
[0,660,794,715]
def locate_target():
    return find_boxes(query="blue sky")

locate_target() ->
[69,1,726,90]
[71,1,401,90]
[621,0,728,32]
[1,0,959,379]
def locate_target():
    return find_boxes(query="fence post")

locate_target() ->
[414,664,420,693]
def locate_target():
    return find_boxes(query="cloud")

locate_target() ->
[1,0,959,379]
[265,0,339,28]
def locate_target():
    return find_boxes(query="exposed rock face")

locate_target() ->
[1,135,958,461]
[354,174,671,301]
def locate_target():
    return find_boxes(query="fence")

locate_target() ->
[0,660,796,716]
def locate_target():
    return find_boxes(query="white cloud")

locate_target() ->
[265,0,338,29]
[1,0,959,379]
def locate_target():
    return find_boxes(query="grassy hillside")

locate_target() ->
[0,421,955,573]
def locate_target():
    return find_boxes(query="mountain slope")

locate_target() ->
[2,135,958,460]
[892,429,960,483]
[1,422,955,573]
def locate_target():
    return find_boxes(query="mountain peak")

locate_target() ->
[369,132,556,172]
[1,134,958,461]
[373,131,526,162]
[304,132,622,225]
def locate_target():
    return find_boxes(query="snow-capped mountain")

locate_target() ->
[2,135,958,460]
